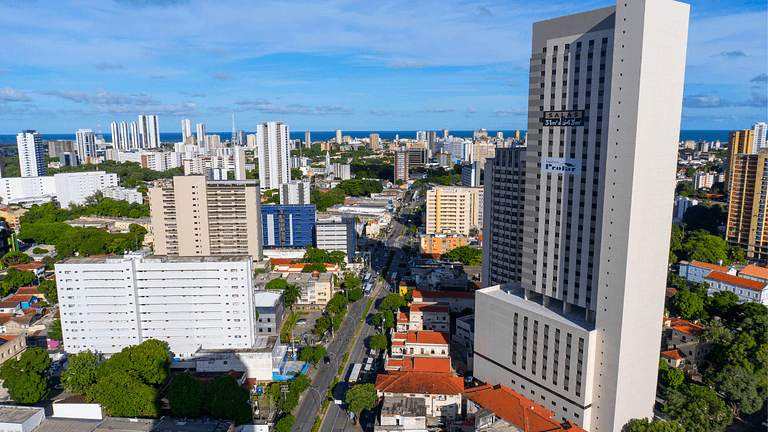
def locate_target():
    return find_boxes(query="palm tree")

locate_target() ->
[284,284,302,312]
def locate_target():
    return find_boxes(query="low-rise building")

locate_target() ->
[316,216,356,259]
[195,335,287,381]
[703,271,768,304]
[384,356,452,374]
[0,333,27,365]
[411,290,474,313]
[254,271,335,306]
[254,291,285,335]
[377,396,427,432]
[375,372,463,420]
[391,331,450,358]
[419,233,468,255]
[408,303,449,332]
[463,383,586,432]
[0,207,27,227]
[678,260,736,284]
[101,186,143,204]
[662,317,711,371]
[0,406,45,432]
[455,314,474,351]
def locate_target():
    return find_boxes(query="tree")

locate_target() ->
[373,310,395,330]
[312,345,328,364]
[168,372,205,418]
[444,246,482,266]
[87,371,160,417]
[326,292,349,315]
[0,347,51,404]
[1,251,31,267]
[300,346,315,363]
[664,367,685,389]
[626,419,685,432]
[379,293,406,311]
[32,247,48,254]
[275,414,296,432]
[204,374,252,425]
[369,334,388,351]
[347,288,364,302]
[302,262,327,273]
[345,383,378,417]
[265,278,289,291]
[38,279,58,304]
[2,268,36,293]
[671,287,703,320]
[284,284,302,311]
[708,365,766,416]
[48,318,62,341]
[291,168,303,179]
[60,350,99,395]
[664,384,732,432]
[343,273,362,290]
[681,204,727,235]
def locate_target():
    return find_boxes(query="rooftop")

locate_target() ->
[405,331,450,345]
[58,254,252,265]
[464,383,587,432]
[381,396,427,417]
[704,271,767,291]
[412,290,475,300]
[32,418,102,432]
[738,265,768,281]
[687,260,731,273]
[410,303,449,313]
[375,372,463,396]
[664,317,705,337]
[402,356,452,373]
[661,349,686,360]
[0,405,43,424]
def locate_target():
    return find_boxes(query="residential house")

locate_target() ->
[375,372,464,420]
[3,295,38,309]
[0,333,27,365]
[0,315,34,334]
[385,356,452,374]
[254,271,335,307]
[10,262,46,279]
[407,303,450,332]
[463,383,587,432]
[0,301,20,314]
[662,318,711,370]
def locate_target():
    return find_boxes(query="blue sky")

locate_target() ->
[0,0,765,134]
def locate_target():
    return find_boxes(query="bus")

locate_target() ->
[390,272,397,284]
[363,273,372,285]
[348,363,362,385]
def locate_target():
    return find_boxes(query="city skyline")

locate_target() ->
[0,0,765,134]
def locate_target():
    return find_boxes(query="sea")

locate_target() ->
[0,130,731,146]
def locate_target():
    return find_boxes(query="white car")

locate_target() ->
[296,319,307,325]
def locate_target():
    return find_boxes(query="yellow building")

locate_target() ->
[425,187,483,236]
[727,148,768,262]
[0,207,28,227]
[420,232,469,255]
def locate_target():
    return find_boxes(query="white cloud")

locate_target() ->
[425,107,455,113]
[95,62,125,70]
[493,108,526,117]
[212,72,236,81]
[41,89,89,103]
[0,86,31,102]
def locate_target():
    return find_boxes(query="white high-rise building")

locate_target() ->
[753,122,767,153]
[119,122,130,150]
[279,180,311,205]
[234,146,246,180]
[75,129,97,162]
[110,122,119,148]
[416,131,427,141]
[182,118,192,140]
[474,1,689,431]
[257,121,291,190]
[55,253,257,358]
[129,122,140,149]
[196,123,206,146]
[138,115,160,148]
[16,130,46,178]
[335,129,342,144]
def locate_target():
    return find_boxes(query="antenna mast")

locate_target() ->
[231,114,237,145]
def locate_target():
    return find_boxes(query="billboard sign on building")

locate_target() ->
[542,158,582,175]
[542,110,585,126]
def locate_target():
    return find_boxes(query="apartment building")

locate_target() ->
[481,146,527,287]
[257,121,291,190]
[425,187,483,236]
[461,163,481,188]
[254,272,335,306]
[370,133,380,150]
[279,180,311,205]
[474,1,689,430]
[16,131,46,178]
[254,291,285,335]
[0,171,119,208]
[394,150,409,184]
[726,148,768,262]
[149,176,263,259]
[726,129,754,189]
[316,216,356,259]
[55,253,256,358]
[101,186,143,204]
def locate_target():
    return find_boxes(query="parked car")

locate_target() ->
[296,319,307,325]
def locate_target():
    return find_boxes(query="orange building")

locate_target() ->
[727,148,768,262]
[419,232,469,254]
[726,129,754,189]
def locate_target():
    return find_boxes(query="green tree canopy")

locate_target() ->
[203,374,252,425]
[61,350,99,395]
[343,273,362,289]
[379,293,406,311]
[664,383,732,432]
[265,278,289,290]
[347,288,364,302]
[672,287,704,320]
[345,383,378,415]
[2,251,31,267]
[626,419,685,432]
[338,179,384,197]
[48,319,62,341]
[682,203,727,235]
[2,268,36,294]
[284,284,302,311]
[707,364,767,416]
[369,334,388,351]
[301,262,328,273]
[168,372,205,418]
[326,292,349,315]
[275,414,296,432]
[38,279,58,304]
[0,347,51,404]
[445,246,482,266]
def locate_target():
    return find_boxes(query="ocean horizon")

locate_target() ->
[0,130,731,146]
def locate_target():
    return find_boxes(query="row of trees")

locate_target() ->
[312,274,364,337]
[337,179,383,197]
[310,187,346,211]
[268,374,312,431]
[298,245,347,266]
[445,246,482,266]
[669,226,744,265]
[168,372,252,425]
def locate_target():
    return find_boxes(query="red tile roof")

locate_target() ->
[397,312,409,323]
[705,271,767,291]
[375,372,463,395]
[4,295,35,303]
[739,265,768,281]
[410,303,449,313]
[0,301,20,309]
[15,287,42,297]
[392,333,407,341]
[269,258,293,265]
[464,383,587,432]
[10,262,45,272]
[412,290,475,300]
[402,357,452,374]
[664,318,705,337]
[689,260,731,273]
[404,331,450,345]
[661,349,686,360]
